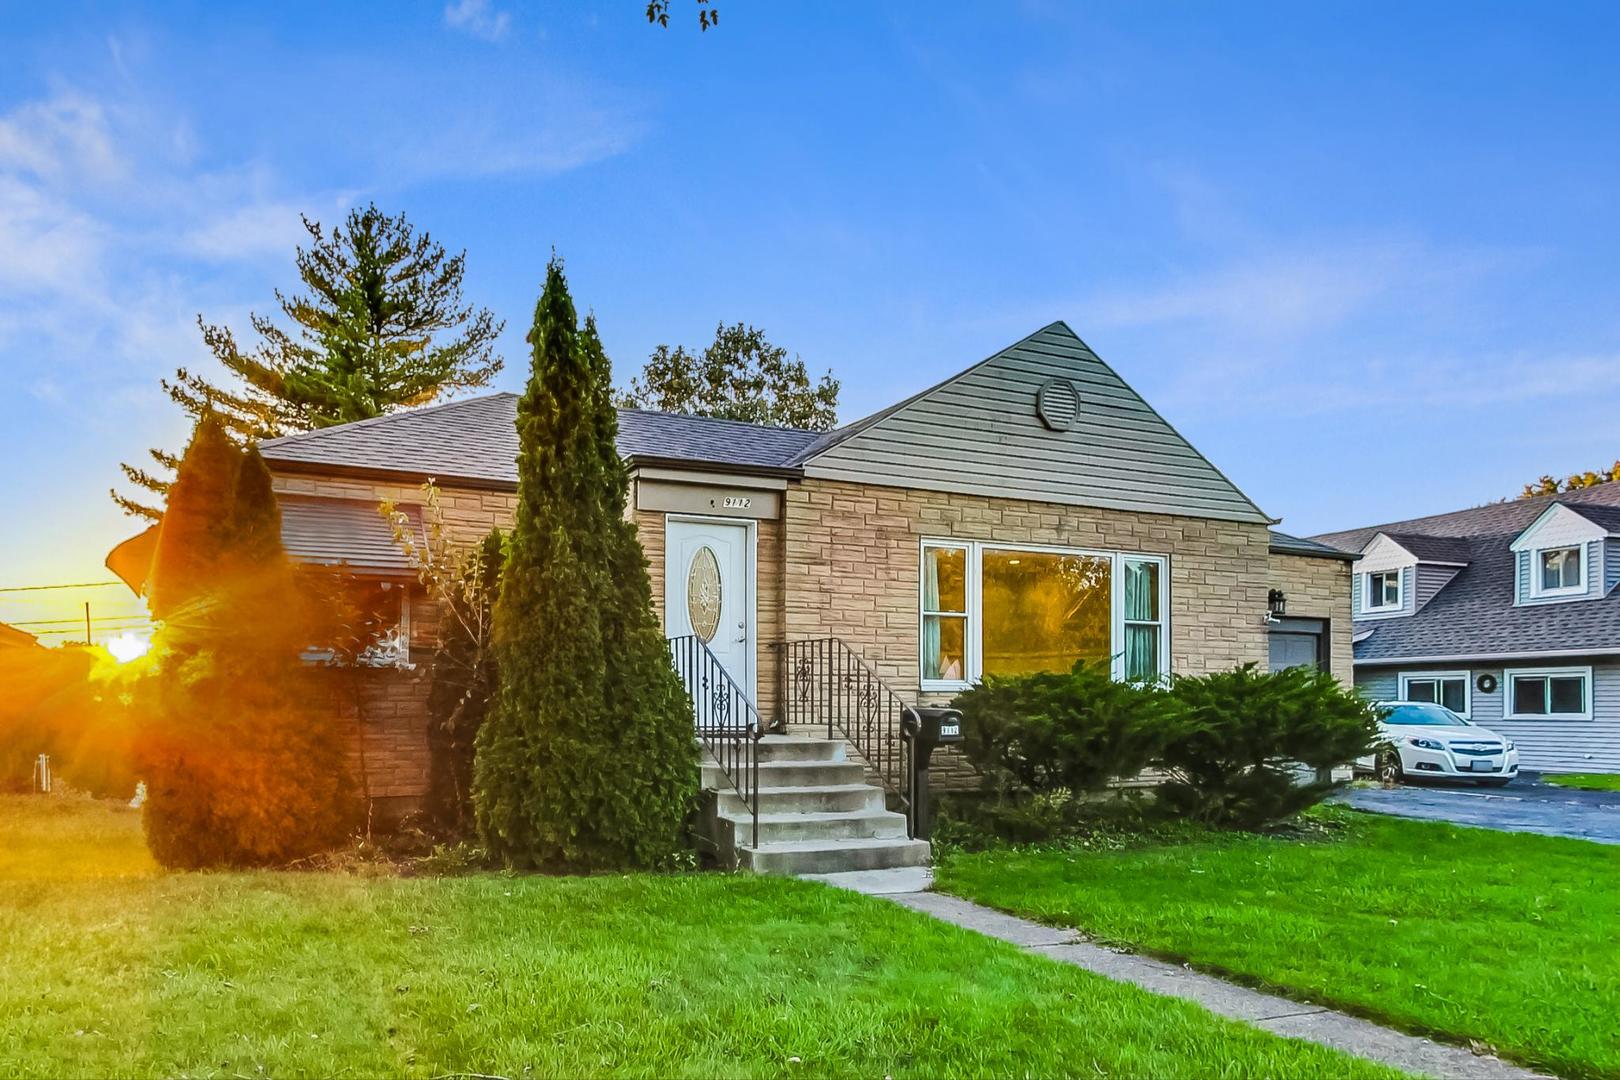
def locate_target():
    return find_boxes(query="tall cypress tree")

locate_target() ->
[140,422,354,867]
[474,258,697,869]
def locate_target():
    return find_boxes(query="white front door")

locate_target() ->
[665,518,754,700]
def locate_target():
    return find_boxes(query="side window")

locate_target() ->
[1364,570,1402,612]
[1401,673,1469,717]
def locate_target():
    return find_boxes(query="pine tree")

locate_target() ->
[115,204,504,518]
[474,258,698,870]
[139,421,354,867]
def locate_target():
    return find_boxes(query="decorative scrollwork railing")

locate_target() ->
[667,634,762,849]
[778,637,914,833]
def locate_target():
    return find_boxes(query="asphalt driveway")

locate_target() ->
[1338,774,1620,845]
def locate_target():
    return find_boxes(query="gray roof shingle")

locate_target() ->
[1268,530,1358,561]
[1311,483,1620,663]
[259,393,823,482]
[1380,532,1475,565]
[1311,481,1620,552]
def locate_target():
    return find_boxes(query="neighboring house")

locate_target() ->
[119,322,1352,856]
[0,622,40,649]
[1314,482,1620,774]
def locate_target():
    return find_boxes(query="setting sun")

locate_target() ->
[105,633,150,665]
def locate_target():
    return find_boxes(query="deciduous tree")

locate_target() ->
[619,322,839,431]
[1522,461,1620,498]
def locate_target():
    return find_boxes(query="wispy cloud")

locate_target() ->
[1083,239,1511,340]
[444,0,512,42]
[0,92,126,183]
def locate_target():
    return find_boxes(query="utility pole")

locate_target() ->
[85,601,92,645]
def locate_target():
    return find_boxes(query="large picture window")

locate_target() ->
[919,541,1168,689]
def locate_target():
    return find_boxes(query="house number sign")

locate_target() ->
[722,496,752,509]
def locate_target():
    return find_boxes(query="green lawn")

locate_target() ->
[937,807,1620,1080]
[1544,772,1620,792]
[0,796,1392,1079]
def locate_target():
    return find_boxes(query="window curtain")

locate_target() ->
[922,552,943,679]
[1122,559,1160,681]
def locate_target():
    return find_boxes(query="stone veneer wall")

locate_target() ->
[780,476,1275,790]
[1267,551,1356,686]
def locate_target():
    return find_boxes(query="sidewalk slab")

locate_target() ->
[884,888,1550,1080]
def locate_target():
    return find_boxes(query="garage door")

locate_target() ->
[1268,617,1325,672]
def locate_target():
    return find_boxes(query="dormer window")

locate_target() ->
[1364,570,1402,612]
[1534,546,1585,597]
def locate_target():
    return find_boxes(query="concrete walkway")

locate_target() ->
[815,870,1549,1079]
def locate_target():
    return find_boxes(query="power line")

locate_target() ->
[0,581,126,594]
[7,615,151,628]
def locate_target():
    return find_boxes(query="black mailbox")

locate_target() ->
[900,706,965,841]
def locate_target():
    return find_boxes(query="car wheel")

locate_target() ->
[1478,778,1513,788]
[1376,747,1404,786]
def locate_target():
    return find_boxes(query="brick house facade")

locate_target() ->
[236,321,1353,817]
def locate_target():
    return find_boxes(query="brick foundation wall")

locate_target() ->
[1267,552,1356,686]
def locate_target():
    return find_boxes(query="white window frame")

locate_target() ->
[1530,545,1587,599]
[917,539,1170,692]
[919,540,972,688]
[1363,569,1403,613]
[1503,665,1593,721]
[1398,670,1470,718]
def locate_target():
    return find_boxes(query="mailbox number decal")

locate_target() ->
[722,496,751,509]
[940,722,960,738]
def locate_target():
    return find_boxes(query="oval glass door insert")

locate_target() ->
[686,546,723,642]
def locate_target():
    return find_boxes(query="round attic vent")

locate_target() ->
[1035,378,1080,431]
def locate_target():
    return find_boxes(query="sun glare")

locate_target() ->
[105,633,151,664]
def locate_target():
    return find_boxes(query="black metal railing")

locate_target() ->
[779,637,915,833]
[667,635,762,849]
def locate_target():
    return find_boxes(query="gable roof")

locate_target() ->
[1314,486,1620,663]
[794,322,1271,525]
[259,393,823,483]
[257,323,1269,525]
[1379,531,1474,565]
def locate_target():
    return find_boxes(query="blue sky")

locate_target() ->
[4,1,1620,635]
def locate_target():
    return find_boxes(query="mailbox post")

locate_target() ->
[900,706,964,841]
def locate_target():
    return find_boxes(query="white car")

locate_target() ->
[1356,701,1521,787]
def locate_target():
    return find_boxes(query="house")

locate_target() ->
[182,321,1350,867]
[1313,482,1620,775]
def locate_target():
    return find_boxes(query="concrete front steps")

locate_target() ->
[699,735,930,875]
